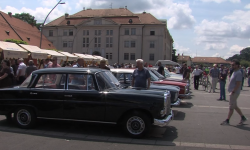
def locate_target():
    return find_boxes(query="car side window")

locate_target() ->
[116,73,124,83]
[68,74,96,91]
[35,74,65,89]
[124,74,132,84]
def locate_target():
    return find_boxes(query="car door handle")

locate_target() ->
[30,92,37,95]
[64,95,72,98]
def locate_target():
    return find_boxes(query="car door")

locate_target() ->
[63,73,105,121]
[28,73,65,118]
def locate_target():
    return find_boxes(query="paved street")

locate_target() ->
[0,81,249,150]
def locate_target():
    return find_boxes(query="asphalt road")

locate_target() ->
[0,79,249,150]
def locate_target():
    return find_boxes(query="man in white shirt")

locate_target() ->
[16,58,27,85]
[175,65,180,74]
[192,65,203,90]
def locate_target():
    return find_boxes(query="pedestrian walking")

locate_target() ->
[73,58,84,68]
[248,67,250,87]
[132,59,151,89]
[218,64,227,100]
[180,63,189,80]
[16,58,27,85]
[157,62,164,76]
[25,60,37,77]
[0,60,13,88]
[221,60,247,125]
[192,65,203,90]
[209,64,219,93]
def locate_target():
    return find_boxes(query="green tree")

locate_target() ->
[240,60,250,68]
[4,39,28,45]
[12,13,41,30]
[172,46,178,62]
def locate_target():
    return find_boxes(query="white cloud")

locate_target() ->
[0,5,70,23]
[212,53,220,57]
[245,4,250,9]
[200,0,240,3]
[223,45,244,58]
[41,0,58,7]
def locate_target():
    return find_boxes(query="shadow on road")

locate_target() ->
[234,124,250,132]
[173,111,186,121]
[179,101,193,108]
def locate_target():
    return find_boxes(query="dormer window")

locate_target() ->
[27,37,30,41]
[94,19,102,25]
[5,31,10,35]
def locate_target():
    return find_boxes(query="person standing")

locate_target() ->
[16,58,27,85]
[248,67,250,87]
[73,58,84,68]
[48,57,61,68]
[180,63,190,81]
[157,62,164,76]
[192,65,203,90]
[209,64,219,93]
[132,59,151,89]
[0,60,12,88]
[240,67,246,90]
[175,65,180,74]
[25,60,37,77]
[221,60,247,125]
[99,60,110,70]
[219,64,227,100]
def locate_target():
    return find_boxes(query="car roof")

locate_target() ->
[32,67,107,74]
[110,68,134,73]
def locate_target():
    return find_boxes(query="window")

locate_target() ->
[130,53,135,60]
[35,74,65,89]
[110,30,113,35]
[150,31,155,35]
[63,41,67,47]
[124,41,130,48]
[124,53,129,60]
[106,30,109,35]
[149,53,154,61]
[83,38,89,47]
[125,28,129,35]
[68,74,96,91]
[150,41,155,48]
[49,30,53,36]
[68,41,73,48]
[94,19,102,25]
[95,30,101,36]
[106,53,109,59]
[83,30,89,36]
[131,28,136,35]
[63,30,67,36]
[69,29,73,36]
[131,41,136,48]
[95,37,101,47]
[110,53,112,60]
[106,37,113,48]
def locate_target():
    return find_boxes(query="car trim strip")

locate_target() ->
[36,117,117,124]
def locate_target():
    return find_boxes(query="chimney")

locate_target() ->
[65,13,69,18]
[125,6,127,9]
[8,12,12,17]
[143,11,146,14]
[83,7,85,11]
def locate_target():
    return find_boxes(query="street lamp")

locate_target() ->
[39,0,65,48]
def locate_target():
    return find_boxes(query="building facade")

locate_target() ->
[177,55,192,66]
[43,8,173,65]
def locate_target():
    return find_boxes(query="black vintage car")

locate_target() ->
[111,69,181,106]
[0,68,173,138]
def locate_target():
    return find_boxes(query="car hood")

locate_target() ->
[150,84,180,92]
[111,88,167,97]
[153,80,187,87]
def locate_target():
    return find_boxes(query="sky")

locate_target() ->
[1,0,250,59]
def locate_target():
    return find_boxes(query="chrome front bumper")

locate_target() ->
[153,110,174,127]
[171,98,181,106]
[179,92,191,98]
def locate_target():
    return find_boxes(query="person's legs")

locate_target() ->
[194,76,197,89]
[211,78,216,92]
[248,77,250,87]
[197,76,200,89]
[222,81,226,100]
[219,81,223,99]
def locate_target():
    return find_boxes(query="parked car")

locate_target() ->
[111,69,181,106]
[0,68,173,138]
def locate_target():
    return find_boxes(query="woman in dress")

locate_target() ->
[0,60,12,88]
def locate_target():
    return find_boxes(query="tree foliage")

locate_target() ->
[172,45,178,62]
[227,47,250,67]
[4,39,28,45]
[12,13,41,30]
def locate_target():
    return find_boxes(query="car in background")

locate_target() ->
[0,68,173,138]
[111,69,181,106]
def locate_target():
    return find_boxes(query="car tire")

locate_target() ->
[122,111,151,138]
[14,108,36,129]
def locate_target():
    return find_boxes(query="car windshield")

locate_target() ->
[164,68,171,77]
[95,71,120,90]
[151,69,165,79]
[20,74,32,88]
[148,70,159,81]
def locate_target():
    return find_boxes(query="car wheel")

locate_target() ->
[14,108,36,129]
[122,111,151,138]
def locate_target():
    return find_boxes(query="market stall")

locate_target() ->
[41,49,67,65]
[0,41,28,59]
[59,51,78,62]
[19,44,48,60]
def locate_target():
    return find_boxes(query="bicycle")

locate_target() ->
[201,75,211,92]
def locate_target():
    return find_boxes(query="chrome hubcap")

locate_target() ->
[127,116,145,135]
[17,109,31,126]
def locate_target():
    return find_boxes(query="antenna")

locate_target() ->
[110,3,112,9]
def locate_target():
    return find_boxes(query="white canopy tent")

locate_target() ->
[0,41,28,59]
[73,53,95,61]
[41,49,67,61]
[59,51,78,61]
[19,44,47,59]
